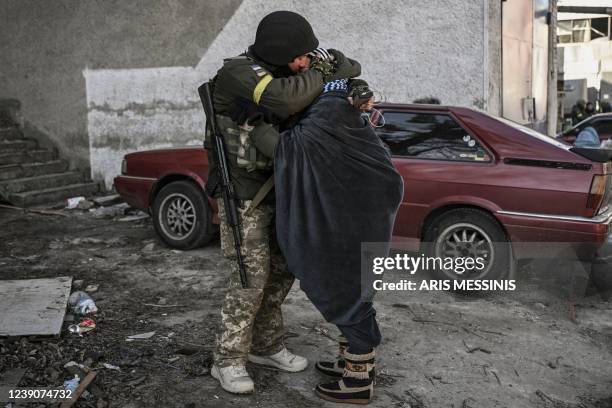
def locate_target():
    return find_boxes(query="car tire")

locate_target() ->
[423,208,513,282]
[152,180,216,250]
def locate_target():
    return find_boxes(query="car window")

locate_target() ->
[375,111,490,162]
[591,119,612,137]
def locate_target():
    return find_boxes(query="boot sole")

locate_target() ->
[315,389,371,405]
[211,366,254,394]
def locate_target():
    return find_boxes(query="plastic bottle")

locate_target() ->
[68,291,98,315]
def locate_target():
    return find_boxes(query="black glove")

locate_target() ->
[324,49,361,82]
[228,97,284,126]
[228,98,264,126]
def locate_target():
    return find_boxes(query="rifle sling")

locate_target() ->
[244,175,274,216]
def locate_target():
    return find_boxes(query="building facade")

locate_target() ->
[1,0,554,190]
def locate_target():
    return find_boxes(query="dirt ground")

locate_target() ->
[2,205,612,408]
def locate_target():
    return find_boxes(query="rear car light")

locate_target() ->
[587,174,611,216]
[121,159,127,175]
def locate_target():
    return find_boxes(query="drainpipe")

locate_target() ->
[547,0,558,136]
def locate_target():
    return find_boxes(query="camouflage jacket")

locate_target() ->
[209,51,359,200]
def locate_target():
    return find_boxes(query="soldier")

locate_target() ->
[206,10,361,394]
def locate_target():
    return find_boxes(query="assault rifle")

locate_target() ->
[198,82,248,288]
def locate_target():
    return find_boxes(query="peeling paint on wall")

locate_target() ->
[85,67,205,188]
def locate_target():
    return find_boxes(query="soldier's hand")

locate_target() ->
[229,98,263,126]
[325,49,361,82]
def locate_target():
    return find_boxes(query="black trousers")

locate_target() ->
[336,310,381,354]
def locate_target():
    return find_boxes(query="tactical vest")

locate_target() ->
[205,56,274,172]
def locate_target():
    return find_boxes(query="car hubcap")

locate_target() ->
[159,193,196,241]
[434,223,494,279]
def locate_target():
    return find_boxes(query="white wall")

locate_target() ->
[86,0,499,190]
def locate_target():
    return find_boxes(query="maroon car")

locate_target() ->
[115,103,612,279]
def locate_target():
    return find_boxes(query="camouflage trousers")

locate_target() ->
[214,200,295,368]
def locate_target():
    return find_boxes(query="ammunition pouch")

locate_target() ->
[205,114,273,172]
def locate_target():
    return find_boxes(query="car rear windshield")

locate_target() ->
[493,116,571,150]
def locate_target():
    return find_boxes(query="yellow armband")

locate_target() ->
[253,74,273,105]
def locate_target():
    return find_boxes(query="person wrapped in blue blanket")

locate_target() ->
[274,79,404,404]
[228,78,402,403]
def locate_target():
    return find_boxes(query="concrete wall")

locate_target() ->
[0,0,242,173]
[1,0,506,189]
[86,0,503,189]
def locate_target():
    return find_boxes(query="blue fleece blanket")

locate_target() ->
[274,90,404,325]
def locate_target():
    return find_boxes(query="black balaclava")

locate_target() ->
[251,11,319,67]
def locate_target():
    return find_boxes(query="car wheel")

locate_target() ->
[423,208,512,282]
[152,180,216,250]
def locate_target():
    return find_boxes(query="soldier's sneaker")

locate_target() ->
[248,347,308,372]
[211,364,254,394]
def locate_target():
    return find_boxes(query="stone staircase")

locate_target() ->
[0,100,99,207]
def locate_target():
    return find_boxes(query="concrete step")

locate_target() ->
[0,149,55,166]
[0,139,37,154]
[0,171,84,195]
[0,160,69,181]
[9,182,99,207]
[0,128,24,141]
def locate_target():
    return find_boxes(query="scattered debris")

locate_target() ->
[93,194,123,207]
[64,361,89,371]
[102,363,121,371]
[70,237,104,245]
[76,199,95,210]
[60,371,97,408]
[85,284,99,293]
[126,331,156,340]
[63,374,81,393]
[73,280,84,290]
[68,319,96,335]
[547,356,563,369]
[90,202,130,219]
[66,196,86,209]
[376,368,404,387]
[142,242,155,251]
[68,291,98,315]
[462,340,491,354]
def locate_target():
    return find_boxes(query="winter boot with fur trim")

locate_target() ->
[315,349,375,404]
[315,336,348,377]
